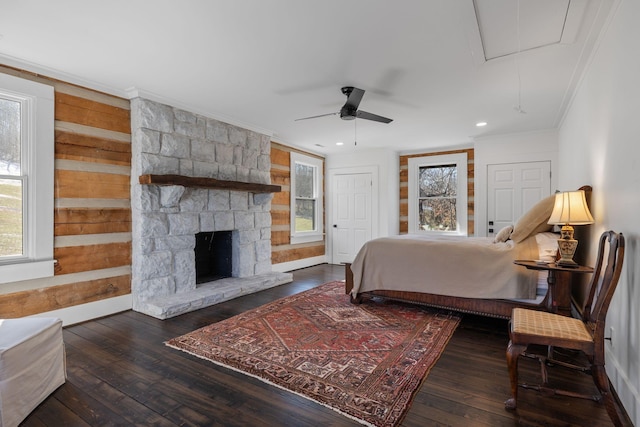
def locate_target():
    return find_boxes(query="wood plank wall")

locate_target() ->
[270,142,325,264]
[399,148,475,235]
[0,65,132,318]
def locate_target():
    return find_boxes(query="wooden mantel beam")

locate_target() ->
[139,174,281,193]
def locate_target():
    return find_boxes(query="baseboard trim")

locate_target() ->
[272,256,327,273]
[606,346,639,426]
[27,294,132,326]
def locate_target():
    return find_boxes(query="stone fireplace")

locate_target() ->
[130,97,292,319]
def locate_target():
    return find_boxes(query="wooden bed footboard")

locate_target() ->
[344,263,553,319]
[345,263,354,294]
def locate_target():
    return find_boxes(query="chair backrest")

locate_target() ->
[582,231,625,337]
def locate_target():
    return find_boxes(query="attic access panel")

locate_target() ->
[474,0,575,60]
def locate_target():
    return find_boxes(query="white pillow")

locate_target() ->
[535,232,559,262]
[493,225,514,243]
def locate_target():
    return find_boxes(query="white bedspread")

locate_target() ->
[350,234,538,300]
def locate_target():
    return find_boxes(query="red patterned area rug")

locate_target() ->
[166,281,461,427]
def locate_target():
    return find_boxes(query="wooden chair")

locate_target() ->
[504,230,625,426]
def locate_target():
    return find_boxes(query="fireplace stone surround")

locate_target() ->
[130,98,292,319]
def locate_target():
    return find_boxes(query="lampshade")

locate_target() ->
[547,190,594,225]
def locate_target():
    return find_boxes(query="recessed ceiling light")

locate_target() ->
[336,142,344,146]
[476,121,487,127]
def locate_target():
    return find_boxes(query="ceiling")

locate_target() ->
[0,0,613,155]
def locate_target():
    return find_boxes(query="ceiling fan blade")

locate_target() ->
[342,87,365,110]
[356,110,393,124]
[294,112,338,121]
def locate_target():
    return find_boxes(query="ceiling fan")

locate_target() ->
[295,86,393,124]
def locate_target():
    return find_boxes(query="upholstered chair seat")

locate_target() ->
[0,317,66,427]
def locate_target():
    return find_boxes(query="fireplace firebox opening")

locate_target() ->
[195,231,233,284]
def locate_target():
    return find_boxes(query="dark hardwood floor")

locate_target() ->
[23,264,626,426]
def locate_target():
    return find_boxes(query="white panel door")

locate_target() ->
[332,172,372,263]
[487,161,551,237]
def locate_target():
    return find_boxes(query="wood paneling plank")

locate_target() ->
[272,191,290,205]
[56,143,131,166]
[271,230,290,246]
[55,93,131,134]
[400,186,408,199]
[271,244,324,264]
[0,275,130,317]
[400,201,408,217]
[55,208,132,236]
[271,210,290,226]
[55,130,131,152]
[56,130,131,165]
[54,82,130,111]
[55,170,130,199]
[270,146,290,167]
[54,243,131,275]
[270,168,290,186]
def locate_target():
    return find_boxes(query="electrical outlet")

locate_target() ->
[609,326,615,348]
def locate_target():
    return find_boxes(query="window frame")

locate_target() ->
[408,153,468,236]
[0,73,55,284]
[290,151,324,244]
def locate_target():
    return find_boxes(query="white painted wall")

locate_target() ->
[558,0,639,423]
[474,130,559,236]
[326,148,399,238]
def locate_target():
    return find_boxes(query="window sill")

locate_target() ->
[0,259,55,284]
[290,234,324,245]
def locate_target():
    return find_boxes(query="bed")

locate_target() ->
[345,186,592,319]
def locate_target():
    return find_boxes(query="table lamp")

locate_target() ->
[547,190,595,267]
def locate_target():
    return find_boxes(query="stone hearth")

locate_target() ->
[130,98,292,319]
[136,274,291,320]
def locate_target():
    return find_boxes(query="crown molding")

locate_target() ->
[0,53,129,98]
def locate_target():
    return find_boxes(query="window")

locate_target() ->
[408,153,467,235]
[290,152,323,244]
[0,73,54,284]
[0,97,22,256]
